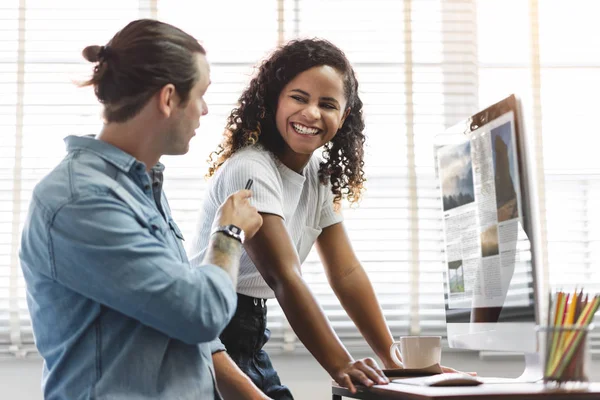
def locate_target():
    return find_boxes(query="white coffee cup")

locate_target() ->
[389,336,442,369]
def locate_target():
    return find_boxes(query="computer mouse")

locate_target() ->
[425,373,483,387]
[393,373,483,387]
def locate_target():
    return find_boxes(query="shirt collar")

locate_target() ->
[64,134,165,173]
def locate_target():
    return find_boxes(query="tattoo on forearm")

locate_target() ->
[211,232,242,256]
[202,233,243,283]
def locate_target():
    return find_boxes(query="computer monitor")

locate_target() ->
[434,94,544,381]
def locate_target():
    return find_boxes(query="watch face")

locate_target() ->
[230,225,242,234]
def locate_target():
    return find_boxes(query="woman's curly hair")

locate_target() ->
[207,38,366,204]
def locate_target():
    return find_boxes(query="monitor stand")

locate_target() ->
[479,352,543,384]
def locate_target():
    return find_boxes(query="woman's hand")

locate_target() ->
[380,351,477,377]
[382,346,402,369]
[382,359,401,369]
[331,358,390,394]
[441,365,477,376]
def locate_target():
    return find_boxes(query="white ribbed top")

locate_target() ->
[188,145,343,299]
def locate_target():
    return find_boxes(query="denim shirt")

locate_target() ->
[19,135,236,400]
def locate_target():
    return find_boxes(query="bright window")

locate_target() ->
[1,0,599,357]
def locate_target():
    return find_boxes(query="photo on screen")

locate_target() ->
[480,224,500,257]
[439,141,475,211]
[448,260,465,293]
[491,122,518,222]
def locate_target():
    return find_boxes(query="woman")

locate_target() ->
[190,38,453,399]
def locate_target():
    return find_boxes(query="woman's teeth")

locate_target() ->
[292,123,319,135]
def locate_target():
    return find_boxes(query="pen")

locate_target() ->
[245,179,254,190]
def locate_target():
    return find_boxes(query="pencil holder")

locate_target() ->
[536,324,593,388]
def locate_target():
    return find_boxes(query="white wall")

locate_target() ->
[4,352,599,400]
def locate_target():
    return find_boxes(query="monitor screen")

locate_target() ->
[435,94,542,353]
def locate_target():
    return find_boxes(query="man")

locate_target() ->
[19,19,263,399]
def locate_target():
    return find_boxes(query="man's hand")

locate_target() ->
[214,189,262,240]
[330,358,389,394]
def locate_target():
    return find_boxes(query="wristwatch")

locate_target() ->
[212,224,245,244]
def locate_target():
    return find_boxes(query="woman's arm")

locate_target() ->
[315,222,398,369]
[316,223,476,375]
[244,214,388,393]
[213,351,271,400]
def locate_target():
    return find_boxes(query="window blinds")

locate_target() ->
[0,0,148,356]
[477,0,600,353]
[1,0,599,358]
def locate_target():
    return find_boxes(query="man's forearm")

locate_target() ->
[201,233,243,285]
[213,351,271,400]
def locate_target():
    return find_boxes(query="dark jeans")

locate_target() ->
[219,294,294,400]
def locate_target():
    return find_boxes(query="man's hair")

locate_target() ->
[80,19,205,123]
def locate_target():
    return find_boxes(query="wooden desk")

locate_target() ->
[332,382,600,400]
